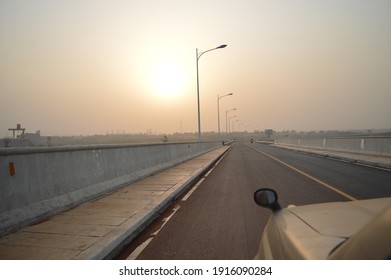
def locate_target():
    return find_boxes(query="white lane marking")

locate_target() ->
[182,150,228,202]
[182,178,205,201]
[126,237,153,260]
[250,145,357,201]
[127,150,230,259]
[126,205,180,260]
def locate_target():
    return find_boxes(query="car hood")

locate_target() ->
[256,197,391,259]
[287,197,391,239]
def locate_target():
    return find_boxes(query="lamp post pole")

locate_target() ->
[196,44,227,142]
[228,115,237,134]
[232,119,239,133]
[217,93,233,142]
[225,108,236,134]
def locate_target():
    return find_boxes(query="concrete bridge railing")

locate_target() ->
[0,141,221,236]
[274,136,391,157]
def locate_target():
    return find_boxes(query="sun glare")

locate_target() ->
[150,63,185,99]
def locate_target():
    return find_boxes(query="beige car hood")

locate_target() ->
[287,197,391,239]
[256,197,391,259]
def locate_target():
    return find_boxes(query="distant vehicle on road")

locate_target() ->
[250,139,253,143]
[253,188,391,259]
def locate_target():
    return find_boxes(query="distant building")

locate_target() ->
[1,124,44,147]
[24,131,42,146]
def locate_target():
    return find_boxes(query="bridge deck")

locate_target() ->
[0,146,229,259]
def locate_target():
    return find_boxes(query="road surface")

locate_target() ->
[116,142,391,259]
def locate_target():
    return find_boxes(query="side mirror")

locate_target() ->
[254,188,281,212]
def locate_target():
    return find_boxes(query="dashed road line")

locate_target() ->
[249,145,357,201]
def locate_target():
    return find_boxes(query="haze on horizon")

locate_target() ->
[1,0,390,137]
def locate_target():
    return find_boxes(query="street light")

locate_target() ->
[238,122,244,132]
[232,119,239,133]
[217,93,233,141]
[196,44,227,142]
[226,108,236,133]
[228,115,237,133]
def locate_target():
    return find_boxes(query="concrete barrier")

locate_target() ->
[0,141,221,236]
[274,136,391,156]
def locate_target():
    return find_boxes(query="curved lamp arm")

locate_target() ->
[197,44,227,60]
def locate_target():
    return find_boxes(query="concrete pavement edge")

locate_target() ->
[79,146,231,260]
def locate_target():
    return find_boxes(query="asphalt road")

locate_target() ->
[117,141,391,260]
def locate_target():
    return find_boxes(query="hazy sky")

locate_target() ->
[1,0,390,136]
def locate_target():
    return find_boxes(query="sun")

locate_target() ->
[150,63,185,98]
